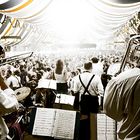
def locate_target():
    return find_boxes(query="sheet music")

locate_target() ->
[32,108,77,139]
[49,79,57,90]
[36,79,56,90]
[32,108,56,136]
[55,94,75,106]
[53,109,76,140]
[97,113,116,140]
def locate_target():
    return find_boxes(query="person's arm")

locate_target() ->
[72,76,80,95]
[63,69,68,81]
[103,79,124,121]
[0,74,19,115]
[96,75,104,96]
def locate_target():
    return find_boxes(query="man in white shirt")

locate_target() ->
[6,70,21,90]
[73,62,104,108]
[91,57,103,77]
[0,74,19,140]
[73,62,104,140]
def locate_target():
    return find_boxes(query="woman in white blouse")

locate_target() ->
[54,59,68,94]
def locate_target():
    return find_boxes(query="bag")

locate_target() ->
[79,74,99,114]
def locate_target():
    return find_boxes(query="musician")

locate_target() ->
[73,62,104,140]
[6,70,21,90]
[103,50,140,139]
[0,74,19,140]
[73,62,104,113]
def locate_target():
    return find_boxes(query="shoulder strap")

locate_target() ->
[79,74,95,95]
[15,76,21,87]
[52,71,56,80]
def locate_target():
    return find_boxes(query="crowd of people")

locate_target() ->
[0,49,139,140]
[0,51,125,107]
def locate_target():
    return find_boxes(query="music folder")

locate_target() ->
[55,94,75,106]
[36,79,56,90]
[29,108,80,140]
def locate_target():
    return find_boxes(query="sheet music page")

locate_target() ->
[55,94,75,106]
[49,79,57,90]
[32,108,56,136]
[37,79,50,88]
[53,109,76,140]
[37,79,56,90]
[97,113,116,140]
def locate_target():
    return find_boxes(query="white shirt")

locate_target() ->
[107,62,130,77]
[73,72,104,100]
[107,62,121,76]
[92,62,103,77]
[54,69,68,83]
[0,88,19,140]
[6,75,21,88]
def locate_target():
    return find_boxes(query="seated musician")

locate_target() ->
[0,74,19,140]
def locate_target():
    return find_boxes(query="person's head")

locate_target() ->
[14,70,20,76]
[84,62,92,71]
[71,71,76,78]
[6,70,12,78]
[46,67,51,72]
[19,65,25,71]
[134,50,140,68]
[91,57,99,63]
[129,47,140,68]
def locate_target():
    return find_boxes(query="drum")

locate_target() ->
[15,87,31,101]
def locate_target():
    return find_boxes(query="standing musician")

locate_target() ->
[73,61,104,140]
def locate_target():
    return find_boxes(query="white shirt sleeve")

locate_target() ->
[73,76,80,94]
[0,88,19,116]
[93,75,104,96]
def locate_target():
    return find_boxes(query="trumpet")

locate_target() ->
[0,52,33,66]
[118,34,140,74]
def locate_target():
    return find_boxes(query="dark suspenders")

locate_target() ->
[79,74,95,96]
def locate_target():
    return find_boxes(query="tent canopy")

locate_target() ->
[0,0,140,51]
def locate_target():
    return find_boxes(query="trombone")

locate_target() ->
[0,52,33,66]
[118,34,140,74]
